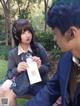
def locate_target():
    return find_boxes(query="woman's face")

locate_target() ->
[21,30,32,45]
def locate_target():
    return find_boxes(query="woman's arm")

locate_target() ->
[6,50,19,79]
[37,43,50,75]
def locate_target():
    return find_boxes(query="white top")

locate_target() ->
[18,44,32,55]
[72,56,80,67]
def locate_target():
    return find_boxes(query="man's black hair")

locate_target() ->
[46,4,72,34]
[46,3,80,33]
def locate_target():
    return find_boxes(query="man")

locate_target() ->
[25,3,80,106]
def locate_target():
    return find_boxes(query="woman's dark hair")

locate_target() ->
[12,19,38,55]
[12,19,34,45]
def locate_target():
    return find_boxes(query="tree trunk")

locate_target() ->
[0,0,14,47]
[44,0,49,31]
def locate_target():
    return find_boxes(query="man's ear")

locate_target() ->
[64,27,75,41]
[64,26,78,41]
[69,26,78,38]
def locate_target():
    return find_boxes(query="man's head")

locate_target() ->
[46,4,80,57]
[46,4,72,34]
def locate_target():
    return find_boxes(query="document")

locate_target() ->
[27,58,42,84]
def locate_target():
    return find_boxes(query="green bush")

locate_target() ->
[35,30,54,51]
[51,45,62,60]
[35,30,61,59]
[0,46,11,60]
[0,33,6,40]
[0,20,5,34]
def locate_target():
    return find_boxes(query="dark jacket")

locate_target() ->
[25,51,80,106]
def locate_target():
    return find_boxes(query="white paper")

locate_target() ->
[27,58,42,84]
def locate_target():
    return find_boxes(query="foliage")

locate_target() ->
[51,45,62,60]
[14,0,43,19]
[0,33,6,40]
[35,29,61,59]
[0,46,11,59]
[18,9,30,19]
[0,20,5,34]
[0,14,4,20]
[35,30,54,50]
[17,98,28,106]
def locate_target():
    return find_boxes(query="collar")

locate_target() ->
[72,56,80,67]
[18,44,32,55]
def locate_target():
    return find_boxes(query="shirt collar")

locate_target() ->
[72,56,80,67]
[18,44,32,55]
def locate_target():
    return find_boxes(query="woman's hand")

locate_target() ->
[17,61,28,73]
[32,56,41,68]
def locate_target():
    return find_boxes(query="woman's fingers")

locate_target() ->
[17,61,28,72]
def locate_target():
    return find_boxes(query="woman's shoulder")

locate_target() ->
[9,47,18,55]
[34,42,44,49]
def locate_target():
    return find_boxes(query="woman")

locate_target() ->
[0,19,50,106]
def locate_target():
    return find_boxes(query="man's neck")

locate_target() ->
[72,49,80,58]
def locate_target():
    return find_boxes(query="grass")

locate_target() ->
[0,59,28,106]
[0,59,7,80]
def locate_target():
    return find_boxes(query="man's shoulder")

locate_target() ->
[59,51,72,62]
[62,51,72,58]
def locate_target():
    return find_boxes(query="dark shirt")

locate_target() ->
[69,62,80,105]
